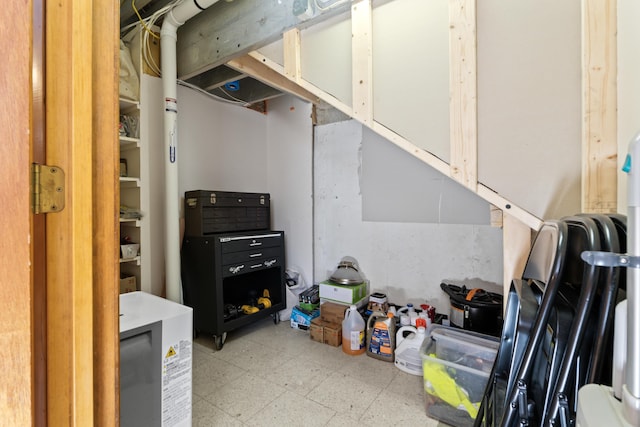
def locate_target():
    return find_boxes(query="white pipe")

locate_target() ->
[161,0,220,302]
[623,133,640,425]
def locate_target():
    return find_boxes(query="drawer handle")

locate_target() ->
[250,263,263,269]
[264,259,276,267]
[249,253,262,258]
[249,242,262,247]
[229,265,245,274]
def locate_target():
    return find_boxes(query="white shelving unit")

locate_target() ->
[119,24,166,296]
[119,97,144,291]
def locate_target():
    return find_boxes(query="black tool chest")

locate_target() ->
[181,230,285,350]
[184,190,270,235]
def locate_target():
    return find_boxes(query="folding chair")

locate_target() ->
[474,221,568,427]
[501,216,601,426]
[543,215,625,425]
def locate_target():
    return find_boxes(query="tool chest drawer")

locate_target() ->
[219,232,283,254]
[220,246,281,265]
[222,256,282,278]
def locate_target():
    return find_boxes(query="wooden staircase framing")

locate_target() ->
[225,0,617,293]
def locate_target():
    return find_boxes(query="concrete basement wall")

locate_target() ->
[314,120,503,312]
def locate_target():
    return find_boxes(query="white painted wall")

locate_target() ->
[266,96,314,288]
[177,86,269,198]
[176,88,314,286]
[314,120,503,313]
[477,0,582,220]
[618,1,640,214]
[372,0,450,162]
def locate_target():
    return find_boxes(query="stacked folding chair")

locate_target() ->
[475,220,569,426]
[475,214,626,427]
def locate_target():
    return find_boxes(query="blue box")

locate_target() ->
[290,305,320,331]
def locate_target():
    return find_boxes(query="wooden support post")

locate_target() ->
[449,0,478,191]
[351,0,373,125]
[582,0,617,213]
[283,28,302,83]
[503,214,532,299]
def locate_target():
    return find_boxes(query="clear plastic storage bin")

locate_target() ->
[421,325,499,427]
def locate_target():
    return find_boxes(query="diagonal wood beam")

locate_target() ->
[226,55,321,105]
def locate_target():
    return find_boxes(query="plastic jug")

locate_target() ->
[394,325,427,376]
[397,303,416,326]
[366,311,396,362]
[396,303,415,317]
[342,305,366,355]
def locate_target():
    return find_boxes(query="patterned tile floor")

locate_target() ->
[191,318,456,426]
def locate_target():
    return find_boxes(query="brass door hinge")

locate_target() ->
[31,163,65,214]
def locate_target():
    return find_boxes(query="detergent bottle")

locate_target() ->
[394,325,427,376]
[366,311,396,362]
[342,305,366,355]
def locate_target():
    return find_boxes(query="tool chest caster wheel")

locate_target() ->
[273,312,280,324]
[213,332,227,350]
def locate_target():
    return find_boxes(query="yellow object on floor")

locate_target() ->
[423,355,479,419]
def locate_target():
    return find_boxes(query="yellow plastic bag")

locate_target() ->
[423,356,479,419]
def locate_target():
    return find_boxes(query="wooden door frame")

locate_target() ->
[44,0,119,425]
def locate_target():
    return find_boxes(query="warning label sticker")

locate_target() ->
[162,339,192,425]
[165,346,176,358]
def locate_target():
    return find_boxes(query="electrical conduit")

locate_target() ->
[161,0,221,302]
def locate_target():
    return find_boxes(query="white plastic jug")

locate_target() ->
[342,305,366,355]
[394,325,427,376]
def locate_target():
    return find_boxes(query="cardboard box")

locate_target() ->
[320,295,369,311]
[323,322,342,347]
[290,305,319,331]
[119,275,137,294]
[309,318,325,343]
[320,301,348,324]
[319,280,369,305]
[310,318,342,347]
